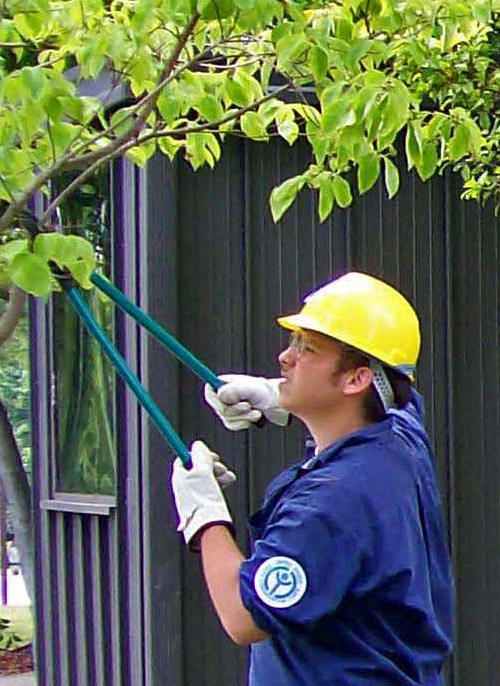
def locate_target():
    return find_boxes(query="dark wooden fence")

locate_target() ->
[32,137,500,685]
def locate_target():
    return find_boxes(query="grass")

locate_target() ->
[0,607,33,646]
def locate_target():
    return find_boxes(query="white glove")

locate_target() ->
[171,440,234,545]
[204,375,290,430]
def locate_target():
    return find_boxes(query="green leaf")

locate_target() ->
[158,136,183,160]
[66,259,94,289]
[19,67,45,99]
[225,78,251,107]
[110,108,135,137]
[185,132,220,170]
[13,10,45,39]
[203,133,221,164]
[309,45,329,81]
[0,149,35,192]
[258,99,282,127]
[427,113,449,139]
[180,72,205,104]
[308,132,329,165]
[0,240,29,265]
[272,22,292,44]
[33,234,96,274]
[365,101,383,141]
[277,119,299,145]
[42,94,64,121]
[448,124,469,161]
[357,153,380,194]
[59,95,86,123]
[334,18,352,42]
[130,0,154,31]
[363,69,387,87]
[196,94,224,123]
[234,71,263,101]
[306,120,328,164]
[390,80,410,117]
[318,178,334,222]
[354,85,379,120]
[320,81,346,109]
[129,51,155,94]
[405,122,423,170]
[276,34,309,71]
[49,122,79,152]
[240,112,267,140]
[197,0,235,20]
[384,158,400,199]
[440,19,457,51]
[416,142,438,181]
[157,89,182,123]
[461,118,483,152]
[472,0,492,22]
[260,61,273,92]
[10,252,52,297]
[1,74,25,103]
[331,176,352,208]
[125,141,156,167]
[346,38,371,69]
[269,175,305,222]
[33,233,65,266]
[322,101,355,134]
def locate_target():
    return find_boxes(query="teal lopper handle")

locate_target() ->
[65,285,193,469]
[90,272,224,391]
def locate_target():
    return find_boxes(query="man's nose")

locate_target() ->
[278,346,297,367]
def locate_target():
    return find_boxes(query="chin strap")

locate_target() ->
[370,361,396,412]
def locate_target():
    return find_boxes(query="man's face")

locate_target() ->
[278,330,347,418]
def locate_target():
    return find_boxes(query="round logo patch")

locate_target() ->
[254,556,307,608]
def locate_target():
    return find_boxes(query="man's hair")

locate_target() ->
[335,341,412,422]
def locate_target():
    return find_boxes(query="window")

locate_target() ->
[51,169,117,496]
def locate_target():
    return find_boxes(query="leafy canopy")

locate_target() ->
[0,0,498,295]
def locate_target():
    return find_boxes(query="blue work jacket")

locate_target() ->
[239,390,454,685]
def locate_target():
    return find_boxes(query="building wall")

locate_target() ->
[32,138,500,685]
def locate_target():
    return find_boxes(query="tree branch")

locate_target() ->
[63,12,201,168]
[0,153,69,232]
[63,31,254,170]
[0,13,201,233]
[42,84,293,222]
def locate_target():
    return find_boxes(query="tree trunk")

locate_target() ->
[0,287,25,347]
[0,400,32,602]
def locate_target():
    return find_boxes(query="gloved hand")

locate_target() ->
[204,375,290,430]
[171,440,234,545]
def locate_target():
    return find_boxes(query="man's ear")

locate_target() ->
[342,367,374,397]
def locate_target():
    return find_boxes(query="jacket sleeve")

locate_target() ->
[239,479,364,636]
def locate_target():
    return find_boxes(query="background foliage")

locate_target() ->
[0,0,497,297]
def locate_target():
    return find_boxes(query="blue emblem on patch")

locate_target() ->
[254,556,307,608]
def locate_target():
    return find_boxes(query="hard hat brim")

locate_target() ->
[277,313,331,336]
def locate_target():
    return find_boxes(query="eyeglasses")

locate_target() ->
[288,331,310,354]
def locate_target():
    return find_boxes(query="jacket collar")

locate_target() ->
[301,418,392,471]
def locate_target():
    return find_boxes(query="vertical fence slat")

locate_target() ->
[72,516,89,686]
[89,517,105,686]
[55,514,72,685]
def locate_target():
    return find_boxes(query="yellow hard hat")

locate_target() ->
[277,272,420,380]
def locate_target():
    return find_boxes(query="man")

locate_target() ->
[171,272,454,685]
